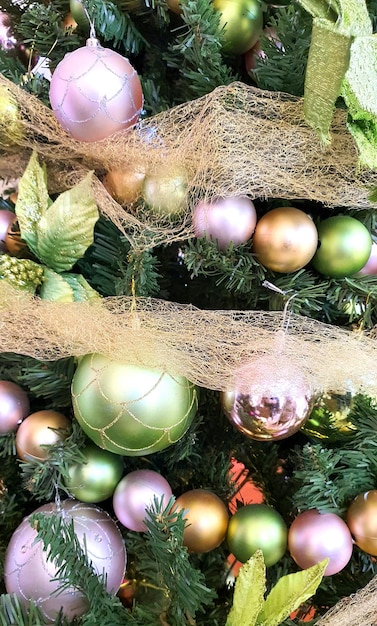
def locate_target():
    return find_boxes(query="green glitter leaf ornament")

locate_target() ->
[15,152,99,272]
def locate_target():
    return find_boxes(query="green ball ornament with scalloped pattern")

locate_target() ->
[72,353,198,456]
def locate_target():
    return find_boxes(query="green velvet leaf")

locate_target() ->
[35,171,99,272]
[39,267,74,302]
[256,559,328,626]
[62,273,100,301]
[225,551,266,626]
[15,151,49,257]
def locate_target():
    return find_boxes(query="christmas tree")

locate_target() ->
[0,0,377,624]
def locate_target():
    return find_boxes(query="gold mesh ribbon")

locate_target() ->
[1,75,377,252]
[1,282,377,396]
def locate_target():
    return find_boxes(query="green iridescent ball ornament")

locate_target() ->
[227,503,287,566]
[312,216,372,278]
[301,389,356,442]
[213,0,263,56]
[72,353,198,456]
[64,442,124,502]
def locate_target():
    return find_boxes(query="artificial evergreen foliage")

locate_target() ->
[1,0,377,624]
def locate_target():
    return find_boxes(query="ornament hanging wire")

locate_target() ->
[262,279,300,335]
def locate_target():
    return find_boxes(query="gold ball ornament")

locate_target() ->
[16,410,71,462]
[173,489,229,553]
[0,86,22,147]
[252,207,318,273]
[142,163,189,216]
[347,491,377,556]
[166,0,182,14]
[103,165,146,205]
[301,389,357,442]
[5,215,34,259]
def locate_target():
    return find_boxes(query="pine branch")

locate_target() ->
[13,356,75,408]
[128,496,216,625]
[254,5,312,97]
[291,443,364,514]
[164,0,237,102]
[77,217,161,297]
[84,0,148,53]
[16,3,81,68]
[30,510,129,626]
[292,396,377,514]
[19,421,87,502]
[0,594,46,626]
[0,434,16,458]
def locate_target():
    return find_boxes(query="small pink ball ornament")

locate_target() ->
[0,210,16,252]
[192,196,257,249]
[113,469,172,532]
[4,499,126,623]
[288,509,353,575]
[49,37,143,142]
[357,242,377,275]
[0,380,29,433]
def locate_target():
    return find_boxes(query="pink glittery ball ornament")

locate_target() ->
[49,37,143,142]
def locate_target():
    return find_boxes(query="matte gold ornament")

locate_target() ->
[103,165,146,205]
[16,410,71,461]
[301,389,356,442]
[173,489,229,553]
[166,0,182,13]
[347,490,377,556]
[252,207,318,273]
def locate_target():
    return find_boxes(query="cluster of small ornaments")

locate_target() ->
[4,365,377,621]
[192,200,375,278]
[0,380,72,460]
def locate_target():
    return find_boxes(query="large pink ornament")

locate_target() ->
[4,499,126,623]
[113,469,172,532]
[288,509,353,575]
[192,196,257,249]
[49,38,143,142]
